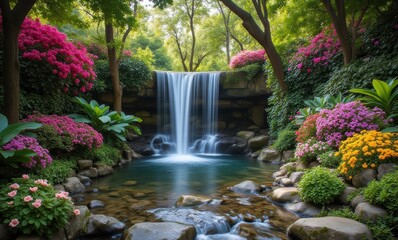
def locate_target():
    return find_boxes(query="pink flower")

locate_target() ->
[7,190,17,198]
[7,201,13,205]
[55,191,70,200]
[73,209,81,216]
[9,219,19,228]
[9,183,20,190]
[307,68,312,74]
[22,174,30,179]
[32,199,42,208]
[29,187,38,192]
[24,195,33,202]
[297,62,303,69]
[34,179,49,187]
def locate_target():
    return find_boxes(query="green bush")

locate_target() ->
[32,160,77,184]
[364,170,398,214]
[234,62,264,82]
[318,151,341,168]
[88,144,121,166]
[318,207,359,220]
[35,125,74,153]
[320,54,398,96]
[298,166,345,205]
[272,125,296,151]
[94,57,151,93]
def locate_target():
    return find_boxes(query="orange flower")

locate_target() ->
[362,163,368,169]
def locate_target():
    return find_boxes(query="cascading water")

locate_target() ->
[154,71,220,154]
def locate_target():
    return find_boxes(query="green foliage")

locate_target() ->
[233,62,264,82]
[350,79,398,123]
[318,151,341,169]
[364,170,398,214]
[298,166,345,205]
[70,97,142,145]
[295,94,354,125]
[318,207,359,220]
[0,114,42,168]
[32,160,77,184]
[19,90,80,118]
[34,125,74,153]
[272,125,296,151]
[320,54,398,96]
[87,144,121,166]
[0,176,75,237]
[94,58,151,93]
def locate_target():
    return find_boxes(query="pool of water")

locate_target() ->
[82,155,298,239]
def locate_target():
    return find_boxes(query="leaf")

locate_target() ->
[99,115,111,123]
[0,114,8,132]
[0,122,42,146]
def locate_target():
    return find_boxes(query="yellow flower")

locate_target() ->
[362,163,368,169]
[370,163,376,168]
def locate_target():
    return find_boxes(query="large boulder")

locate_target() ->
[338,186,357,205]
[285,202,321,217]
[248,135,269,151]
[0,224,14,240]
[95,164,113,176]
[225,143,248,155]
[88,200,105,209]
[78,168,99,179]
[270,187,299,203]
[350,195,366,209]
[355,202,388,222]
[290,172,305,184]
[281,150,294,162]
[257,148,281,162]
[176,195,212,207]
[287,217,372,240]
[62,177,85,194]
[77,160,93,170]
[85,214,125,235]
[124,222,196,240]
[377,163,397,180]
[352,169,376,188]
[230,180,261,193]
[65,206,90,239]
[236,131,255,140]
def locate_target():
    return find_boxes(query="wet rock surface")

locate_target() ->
[124,222,196,240]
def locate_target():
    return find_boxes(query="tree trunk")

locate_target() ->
[188,1,196,72]
[219,0,287,91]
[105,21,122,112]
[2,22,21,123]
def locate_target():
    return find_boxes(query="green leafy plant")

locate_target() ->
[317,151,341,169]
[86,144,121,166]
[0,114,42,168]
[272,127,296,151]
[32,160,77,184]
[298,166,345,205]
[363,170,398,214]
[0,175,79,237]
[70,97,142,145]
[295,94,354,125]
[350,79,398,123]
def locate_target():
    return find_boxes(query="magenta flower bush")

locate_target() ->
[294,138,332,164]
[0,175,80,237]
[290,25,341,72]
[229,49,266,69]
[0,17,96,95]
[24,115,103,152]
[2,136,52,169]
[316,101,390,148]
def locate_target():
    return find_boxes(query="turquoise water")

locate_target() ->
[90,155,280,204]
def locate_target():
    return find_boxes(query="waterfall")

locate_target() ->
[155,71,220,154]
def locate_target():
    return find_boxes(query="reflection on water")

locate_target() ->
[90,155,279,205]
[84,155,297,239]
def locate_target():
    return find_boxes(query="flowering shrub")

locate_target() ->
[294,138,332,164]
[296,113,320,143]
[24,114,103,152]
[229,49,266,69]
[316,101,390,148]
[0,175,80,237]
[0,17,96,95]
[337,130,398,180]
[291,25,341,73]
[2,135,52,169]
